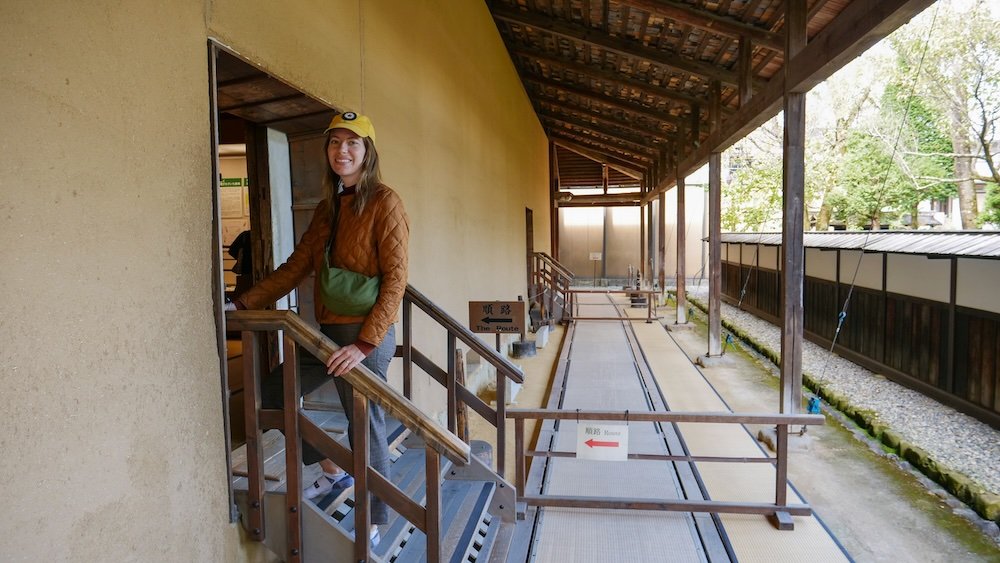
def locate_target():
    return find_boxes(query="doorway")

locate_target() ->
[208,41,338,518]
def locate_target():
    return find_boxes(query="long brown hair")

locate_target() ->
[323,135,382,216]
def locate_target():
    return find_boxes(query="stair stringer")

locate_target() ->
[444,452,516,523]
[235,489,383,563]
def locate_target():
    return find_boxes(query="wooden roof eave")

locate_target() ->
[641,0,938,205]
[616,0,784,52]
[493,7,758,90]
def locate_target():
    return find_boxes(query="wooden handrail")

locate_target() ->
[404,286,524,384]
[507,408,824,425]
[533,252,574,279]
[227,310,470,465]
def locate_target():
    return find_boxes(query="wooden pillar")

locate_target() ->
[708,152,723,356]
[739,37,753,108]
[647,202,654,287]
[676,170,688,324]
[602,207,610,281]
[640,201,647,287]
[658,192,666,294]
[550,141,560,261]
[780,0,807,415]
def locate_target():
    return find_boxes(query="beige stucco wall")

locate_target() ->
[806,248,837,282]
[661,185,709,282]
[957,258,1000,314]
[1,1,547,561]
[887,254,949,303]
[839,250,883,291]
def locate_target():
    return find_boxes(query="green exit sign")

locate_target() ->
[220,177,243,187]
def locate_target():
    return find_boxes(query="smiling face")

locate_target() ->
[327,129,367,187]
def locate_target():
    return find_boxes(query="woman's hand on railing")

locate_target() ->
[326,344,366,376]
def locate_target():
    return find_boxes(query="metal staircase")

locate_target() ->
[226,284,522,562]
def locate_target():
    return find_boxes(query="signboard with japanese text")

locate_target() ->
[576,423,629,461]
[469,300,525,334]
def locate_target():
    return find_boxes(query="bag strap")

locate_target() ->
[324,181,344,265]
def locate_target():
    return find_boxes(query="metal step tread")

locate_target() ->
[390,479,497,563]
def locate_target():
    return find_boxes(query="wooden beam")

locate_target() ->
[658,191,666,293]
[779,0,807,416]
[512,49,709,108]
[676,167,688,324]
[559,193,644,206]
[617,0,783,51]
[644,0,936,203]
[536,108,667,150]
[494,6,741,86]
[550,141,559,260]
[543,119,657,159]
[709,80,722,133]
[523,75,682,126]
[552,137,648,177]
[534,93,677,141]
[708,152,722,356]
[739,36,753,108]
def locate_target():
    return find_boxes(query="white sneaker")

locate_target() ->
[302,473,352,500]
[350,526,381,547]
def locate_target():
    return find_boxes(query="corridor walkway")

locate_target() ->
[523,291,850,562]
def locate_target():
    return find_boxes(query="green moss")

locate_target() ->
[973,493,1000,522]
[688,294,1000,525]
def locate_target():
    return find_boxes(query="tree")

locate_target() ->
[889,0,1000,228]
[836,131,915,228]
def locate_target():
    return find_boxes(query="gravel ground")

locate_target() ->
[685,286,1000,497]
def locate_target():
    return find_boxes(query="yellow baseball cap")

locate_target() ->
[324,111,376,142]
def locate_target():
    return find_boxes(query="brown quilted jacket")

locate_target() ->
[238,184,409,347]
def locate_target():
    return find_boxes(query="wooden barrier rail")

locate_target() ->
[508,408,824,530]
[398,285,524,477]
[565,288,658,323]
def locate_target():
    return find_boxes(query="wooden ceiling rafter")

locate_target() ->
[488,0,929,210]
[535,103,671,148]
[512,48,708,109]
[524,76,682,128]
[548,129,653,170]
[616,0,784,51]
[552,137,648,178]
[492,5,742,87]
[642,0,938,204]
[542,116,659,160]
[533,93,677,141]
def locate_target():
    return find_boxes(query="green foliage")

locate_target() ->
[722,155,783,231]
[835,131,916,228]
[979,183,1000,226]
[882,83,957,201]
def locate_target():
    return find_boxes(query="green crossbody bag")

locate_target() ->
[318,190,381,316]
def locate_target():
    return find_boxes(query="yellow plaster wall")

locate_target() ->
[1,0,547,561]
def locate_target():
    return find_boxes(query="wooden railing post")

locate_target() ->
[772,423,792,529]
[352,389,371,562]
[496,368,507,479]
[447,334,457,434]
[403,299,413,400]
[241,330,266,542]
[282,335,303,561]
[514,417,525,496]
[425,451,442,563]
[455,349,469,443]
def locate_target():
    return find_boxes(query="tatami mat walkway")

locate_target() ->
[526,291,850,562]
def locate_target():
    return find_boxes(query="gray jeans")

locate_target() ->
[261,324,394,524]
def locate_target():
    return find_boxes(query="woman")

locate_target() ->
[231,112,408,543]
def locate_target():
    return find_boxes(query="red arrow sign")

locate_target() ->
[585,438,620,448]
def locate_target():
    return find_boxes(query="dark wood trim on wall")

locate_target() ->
[720,257,1000,429]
